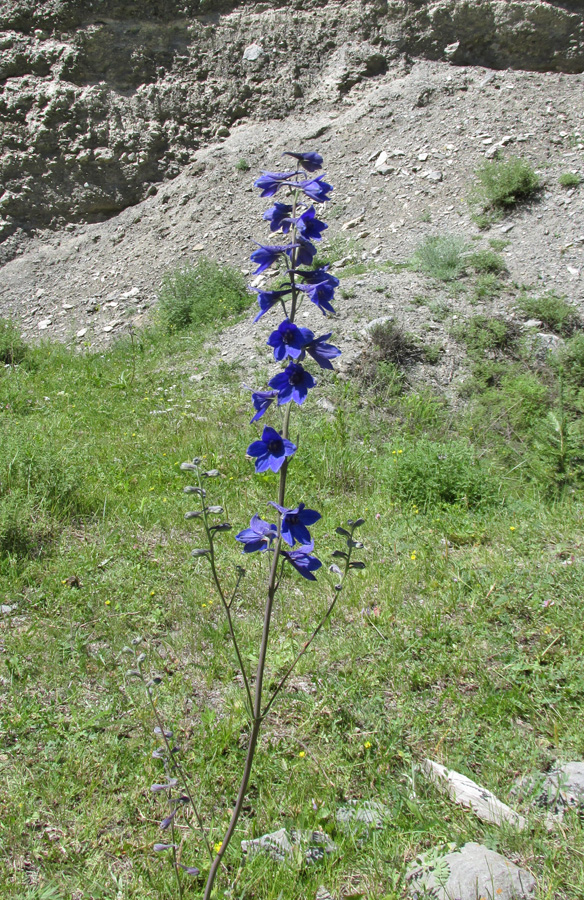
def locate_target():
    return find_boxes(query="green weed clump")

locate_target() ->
[382,439,494,508]
[452,315,520,357]
[235,158,251,172]
[559,172,581,188]
[468,249,507,275]
[519,292,581,336]
[0,318,28,366]
[412,234,467,281]
[158,258,249,332]
[473,274,503,302]
[472,156,540,211]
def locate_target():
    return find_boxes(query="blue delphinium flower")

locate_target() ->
[263,202,294,233]
[269,363,316,405]
[295,236,318,267]
[304,333,341,369]
[235,515,278,552]
[251,243,297,275]
[281,542,322,580]
[295,267,340,288]
[281,151,323,172]
[247,426,297,473]
[253,288,292,322]
[298,281,336,315]
[296,176,333,203]
[254,171,297,197]
[267,319,313,361]
[250,389,278,422]
[295,207,328,242]
[268,502,321,546]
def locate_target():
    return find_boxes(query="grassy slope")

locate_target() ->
[1,320,584,900]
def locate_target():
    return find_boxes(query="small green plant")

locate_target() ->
[559,172,581,188]
[423,343,442,365]
[473,274,503,302]
[412,235,468,281]
[468,249,507,275]
[452,315,520,357]
[235,158,251,172]
[317,233,360,269]
[419,208,432,223]
[158,258,250,332]
[0,318,27,366]
[488,237,510,252]
[554,334,584,388]
[381,438,494,508]
[519,292,581,336]
[428,300,450,322]
[472,156,540,212]
[369,321,424,367]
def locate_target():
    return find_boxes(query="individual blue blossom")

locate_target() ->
[254,170,296,197]
[267,319,314,361]
[251,243,297,275]
[247,426,297,473]
[250,389,278,422]
[263,202,294,233]
[296,175,333,203]
[235,515,278,552]
[282,151,324,172]
[304,333,341,369]
[294,266,340,288]
[281,541,322,580]
[295,236,318,267]
[298,280,336,315]
[253,288,292,322]
[295,207,328,242]
[269,363,316,405]
[268,502,322,546]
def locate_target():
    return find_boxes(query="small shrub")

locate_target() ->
[555,334,584,388]
[382,439,494,508]
[473,156,540,210]
[235,158,250,172]
[0,318,27,366]
[369,321,424,367]
[559,172,581,188]
[488,238,510,252]
[158,258,250,332]
[429,300,450,322]
[474,274,503,302]
[452,315,520,357]
[519,292,581,336]
[423,344,442,364]
[468,249,507,275]
[412,235,467,281]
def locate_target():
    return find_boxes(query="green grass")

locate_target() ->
[1,318,584,899]
[468,249,507,275]
[0,317,28,365]
[452,315,521,358]
[472,156,541,212]
[519,291,581,336]
[158,258,250,332]
[559,172,581,188]
[412,235,468,281]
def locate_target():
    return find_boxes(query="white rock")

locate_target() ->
[500,223,515,233]
[421,759,526,829]
[342,214,365,231]
[76,328,87,338]
[424,170,443,182]
[418,152,429,161]
[375,151,388,168]
[243,43,263,61]
[567,266,580,278]
[38,318,52,329]
[120,287,140,299]
[444,41,460,59]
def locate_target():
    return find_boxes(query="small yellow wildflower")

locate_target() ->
[410,552,416,560]
[510,526,516,531]
[105,600,111,606]
[202,603,207,608]
[150,590,155,596]
[214,842,222,854]
[364,741,372,749]
[298,751,306,758]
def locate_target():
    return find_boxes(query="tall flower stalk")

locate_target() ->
[142,150,364,898]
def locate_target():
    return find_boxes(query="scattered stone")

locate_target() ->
[38,318,52,329]
[567,266,580,278]
[76,327,87,338]
[523,319,542,329]
[243,43,263,62]
[500,223,515,233]
[407,842,536,900]
[513,762,584,821]
[424,170,443,182]
[418,152,429,161]
[120,287,140,299]
[1,605,14,614]
[241,828,337,865]
[336,799,389,840]
[444,41,460,60]
[374,151,388,169]
[421,759,526,829]
[342,214,365,231]
[193,244,205,252]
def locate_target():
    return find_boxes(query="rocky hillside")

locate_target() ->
[0,0,583,259]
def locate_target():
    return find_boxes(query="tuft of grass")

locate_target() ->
[554,333,584,389]
[158,258,250,331]
[369,321,424,367]
[412,235,468,281]
[452,315,521,357]
[0,318,28,366]
[473,274,504,302]
[519,291,581,336]
[468,249,507,275]
[472,156,540,211]
[380,438,495,508]
[235,158,251,172]
[559,172,581,188]
[488,237,510,252]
